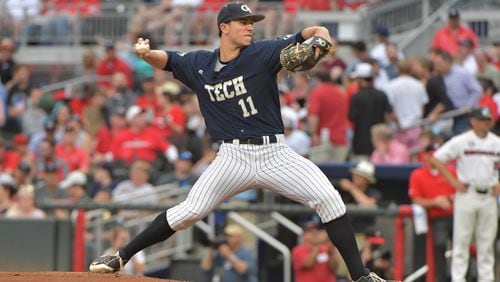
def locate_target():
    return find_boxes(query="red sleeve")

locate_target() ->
[95,127,111,153]
[78,150,89,172]
[116,60,134,89]
[408,169,423,199]
[95,61,110,88]
[171,107,186,128]
[2,152,20,173]
[292,245,308,272]
[95,60,107,76]
[111,131,126,160]
[308,89,320,115]
[155,131,170,152]
[431,29,442,50]
[135,96,147,108]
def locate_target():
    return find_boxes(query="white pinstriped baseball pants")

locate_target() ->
[167,134,346,231]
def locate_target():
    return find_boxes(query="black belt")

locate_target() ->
[475,189,488,194]
[222,135,278,145]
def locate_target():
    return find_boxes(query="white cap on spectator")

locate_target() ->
[0,173,16,187]
[126,105,145,122]
[350,160,377,184]
[350,63,373,79]
[60,171,87,189]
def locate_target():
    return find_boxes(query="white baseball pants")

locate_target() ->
[167,135,346,230]
[451,190,498,282]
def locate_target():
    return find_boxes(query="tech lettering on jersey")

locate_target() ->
[204,76,248,102]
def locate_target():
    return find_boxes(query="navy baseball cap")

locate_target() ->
[448,7,460,18]
[373,26,389,37]
[217,2,265,27]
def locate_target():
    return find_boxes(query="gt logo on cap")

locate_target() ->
[241,4,251,13]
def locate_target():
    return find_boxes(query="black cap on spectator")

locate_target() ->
[448,7,460,18]
[18,161,31,174]
[373,26,389,37]
[43,162,58,173]
[424,143,440,153]
[351,41,367,52]
[112,106,127,116]
[105,40,115,49]
[96,162,114,176]
[142,76,155,83]
[469,107,493,120]
[302,220,322,231]
[217,2,265,27]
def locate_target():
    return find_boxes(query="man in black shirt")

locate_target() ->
[349,63,393,160]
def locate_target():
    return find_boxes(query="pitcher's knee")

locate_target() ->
[168,203,210,231]
[315,192,346,222]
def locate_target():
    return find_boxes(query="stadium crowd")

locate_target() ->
[0,0,500,281]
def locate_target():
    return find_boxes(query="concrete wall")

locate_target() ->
[0,218,73,271]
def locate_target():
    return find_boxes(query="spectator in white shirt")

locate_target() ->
[384,59,429,150]
[283,114,311,157]
[370,26,403,69]
[457,39,478,75]
[5,0,40,41]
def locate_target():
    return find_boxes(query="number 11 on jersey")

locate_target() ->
[238,96,258,118]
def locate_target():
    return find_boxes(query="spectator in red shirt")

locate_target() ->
[154,90,186,143]
[112,105,178,165]
[431,7,478,56]
[408,145,455,282]
[93,106,128,164]
[308,68,349,163]
[0,138,20,174]
[135,76,160,113]
[301,0,337,11]
[55,0,100,15]
[96,41,133,89]
[292,221,338,282]
[55,124,89,173]
[477,78,499,122]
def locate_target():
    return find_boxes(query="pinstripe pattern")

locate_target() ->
[167,134,346,230]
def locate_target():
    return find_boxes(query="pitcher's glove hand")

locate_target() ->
[280,36,334,72]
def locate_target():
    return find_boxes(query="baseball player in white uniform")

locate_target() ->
[431,107,500,282]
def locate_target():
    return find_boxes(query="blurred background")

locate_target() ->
[0,0,499,281]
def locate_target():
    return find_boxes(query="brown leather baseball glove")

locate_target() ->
[280,36,334,72]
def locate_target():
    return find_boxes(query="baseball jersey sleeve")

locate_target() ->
[164,51,200,87]
[253,32,305,73]
[433,136,461,162]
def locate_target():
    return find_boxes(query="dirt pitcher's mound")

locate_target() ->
[0,272,187,282]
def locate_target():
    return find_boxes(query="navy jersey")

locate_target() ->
[165,32,304,140]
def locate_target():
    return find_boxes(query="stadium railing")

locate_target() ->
[38,199,415,281]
